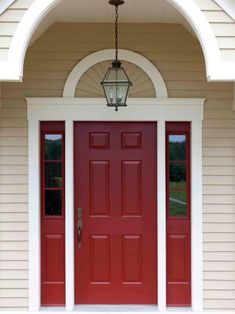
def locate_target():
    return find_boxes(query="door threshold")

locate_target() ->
[40,305,193,313]
[75,305,158,312]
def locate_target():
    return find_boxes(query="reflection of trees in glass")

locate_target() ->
[168,135,187,217]
[169,141,186,161]
[170,163,186,185]
[45,190,62,216]
[45,139,62,160]
[46,163,62,187]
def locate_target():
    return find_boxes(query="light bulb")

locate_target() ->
[117,87,122,104]
[109,87,113,103]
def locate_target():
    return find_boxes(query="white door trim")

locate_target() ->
[65,120,74,311]
[27,98,204,312]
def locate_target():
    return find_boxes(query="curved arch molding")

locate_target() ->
[63,49,168,98]
[0,0,235,81]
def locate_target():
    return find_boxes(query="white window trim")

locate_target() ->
[27,98,204,313]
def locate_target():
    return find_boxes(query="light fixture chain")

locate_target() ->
[115,5,119,61]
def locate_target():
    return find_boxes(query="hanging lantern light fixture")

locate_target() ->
[101,0,132,111]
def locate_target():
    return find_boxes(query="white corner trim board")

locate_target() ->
[0,0,233,81]
[27,96,204,313]
[63,49,167,98]
[0,0,15,15]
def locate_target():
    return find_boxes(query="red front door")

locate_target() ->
[74,122,157,304]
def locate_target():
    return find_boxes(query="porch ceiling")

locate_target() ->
[30,0,195,45]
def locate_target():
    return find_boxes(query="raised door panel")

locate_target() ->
[122,161,142,216]
[89,161,110,216]
[122,235,142,283]
[90,235,110,283]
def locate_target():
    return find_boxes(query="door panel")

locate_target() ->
[74,122,157,304]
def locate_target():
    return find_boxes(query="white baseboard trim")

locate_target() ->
[0,308,228,314]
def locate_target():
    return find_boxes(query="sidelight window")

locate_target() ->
[41,132,65,217]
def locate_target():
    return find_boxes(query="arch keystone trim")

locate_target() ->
[63,49,168,98]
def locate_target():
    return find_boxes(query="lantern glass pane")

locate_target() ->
[105,67,129,83]
[117,85,129,104]
[103,85,115,105]
[103,84,129,105]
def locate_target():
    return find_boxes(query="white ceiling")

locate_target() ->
[30,0,196,45]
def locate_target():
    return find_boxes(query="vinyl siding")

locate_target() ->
[0,22,235,311]
[0,0,34,60]
[195,0,235,61]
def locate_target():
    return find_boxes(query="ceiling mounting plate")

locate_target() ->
[109,0,125,6]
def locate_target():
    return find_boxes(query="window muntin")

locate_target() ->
[41,132,64,217]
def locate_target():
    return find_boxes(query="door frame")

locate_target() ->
[27,97,204,312]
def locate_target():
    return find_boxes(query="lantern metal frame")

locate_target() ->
[101,0,132,111]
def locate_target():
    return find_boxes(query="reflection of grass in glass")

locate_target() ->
[170,190,186,216]
[170,191,186,202]
[170,181,186,189]
[170,201,186,216]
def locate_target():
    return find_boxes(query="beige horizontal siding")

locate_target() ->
[0,0,34,61]
[0,22,235,311]
[195,0,235,62]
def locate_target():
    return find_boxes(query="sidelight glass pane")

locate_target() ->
[169,191,187,216]
[45,134,62,160]
[169,135,186,161]
[170,163,186,189]
[45,190,62,216]
[45,163,62,188]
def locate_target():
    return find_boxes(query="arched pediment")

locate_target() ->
[63,49,168,98]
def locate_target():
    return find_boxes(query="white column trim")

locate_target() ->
[28,119,41,312]
[191,120,203,312]
[157,121,166,312]
[27,98,204,312]
[65,120,74,311]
